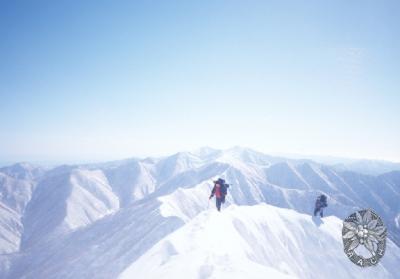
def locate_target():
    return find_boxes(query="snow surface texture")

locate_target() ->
[121,204,400,279]
[0,147,399,278]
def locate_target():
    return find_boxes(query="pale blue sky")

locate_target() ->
[1,0,399,163]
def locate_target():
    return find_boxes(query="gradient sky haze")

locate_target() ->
[1,0,399,163]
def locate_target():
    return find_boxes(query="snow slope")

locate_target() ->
[120,204,400,279]
[6,199,183,279]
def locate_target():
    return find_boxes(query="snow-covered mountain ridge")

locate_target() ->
[120,204,400,279]
[0,147,399,278]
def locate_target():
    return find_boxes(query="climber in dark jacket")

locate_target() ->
[209,178,229,211]
[314,194,328,217]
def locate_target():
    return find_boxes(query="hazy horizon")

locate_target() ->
[1,146,400,168]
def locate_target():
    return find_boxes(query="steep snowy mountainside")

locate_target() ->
[0,163,44,214]
[0,163,45,254]
[103,160,156,206]
[0,202,21,254]
[6,199,184,279]
[21,167,119,249]
[120,204,400,279]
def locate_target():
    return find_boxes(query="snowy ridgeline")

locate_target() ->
[0,147,400,278]
[121,204,400,279]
